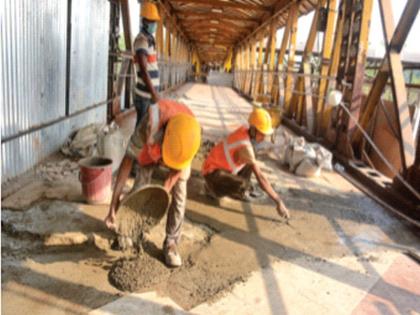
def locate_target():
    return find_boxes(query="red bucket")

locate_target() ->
[79,157,113,204]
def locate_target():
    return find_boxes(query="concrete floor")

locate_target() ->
[2,79,419,315]
[91,81,420,315]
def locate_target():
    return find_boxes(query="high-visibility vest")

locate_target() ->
[202,126,253,176]
[138,99,193,166]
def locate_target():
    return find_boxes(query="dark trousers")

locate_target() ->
[204,165,253,198]
[134,95,154,127]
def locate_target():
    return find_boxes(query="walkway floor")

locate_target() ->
[93,82,420,315]
[2,81,419,315]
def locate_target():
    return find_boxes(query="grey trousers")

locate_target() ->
[204,165,253,198]
[133,165,189,248]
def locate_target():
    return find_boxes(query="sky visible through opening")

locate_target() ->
[278,0,419,61]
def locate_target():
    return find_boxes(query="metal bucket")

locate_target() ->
[115,185,170,243]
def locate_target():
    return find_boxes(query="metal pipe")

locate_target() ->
[1,98,114,144]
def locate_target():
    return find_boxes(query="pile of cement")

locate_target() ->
[108,254,170,292]
[116,185,170,244]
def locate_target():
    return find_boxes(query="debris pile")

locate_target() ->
[61,122,126,172]
[36,159,79,182]
[61,123,105,158]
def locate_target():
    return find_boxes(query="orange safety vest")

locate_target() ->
[138,99,194,166]
[202,126,253,176]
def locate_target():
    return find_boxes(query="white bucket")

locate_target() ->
[97,129,126,173]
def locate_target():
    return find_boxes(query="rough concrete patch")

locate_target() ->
[44,179,84,202]
[1,180,49,210]
[166,232,262,310]
[1,201,108,241]
[2,178,83,210]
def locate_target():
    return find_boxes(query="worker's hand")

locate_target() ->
[104,199,119,231]
[104,212,117,231]
[276,200,290,219]
[152,94,160,104]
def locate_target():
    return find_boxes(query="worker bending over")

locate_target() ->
[202,108,290,218]
[105,99,201,267]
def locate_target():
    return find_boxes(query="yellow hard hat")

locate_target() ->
[141,1,160,21]
[248,108,274,135]
[162,114,201,170]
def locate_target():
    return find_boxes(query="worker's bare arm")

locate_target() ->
[251,163,290,218]
[137,52,160,103]
[163,169,182,193]
[104,155,134,230]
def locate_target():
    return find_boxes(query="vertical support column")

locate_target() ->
[156,13,164,59]
[268,21,277,99]
[120,0,133,109]
[277,9,293,107]
[253,35,264,99]
[289,0,325,126]
[316,0,338,135]
[333,0,373,158]
[165,20,171,89]
[284,3,299,115]
[249,40,257,97]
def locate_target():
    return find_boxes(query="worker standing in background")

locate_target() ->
[133,1,161,126]
[105,99,201,267]
[202,108,290,219]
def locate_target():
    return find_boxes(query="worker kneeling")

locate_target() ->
[104,99,201,268]
[202,108,290,218]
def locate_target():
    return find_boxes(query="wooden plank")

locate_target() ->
[289,0,325,126]
[315,0,338,135]
[181,19,252,31]
[171,0,269,12]
[111,58,130,117]
[120,0,132,51]
[284,2,299,114]
[177,12,260,22]
[269,21,277,71]
[156,13,164,58]
[276,10,293,106]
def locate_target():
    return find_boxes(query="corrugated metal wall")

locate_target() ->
[69,0,110,113]
[1,0,110,181]
[0,0,67,139]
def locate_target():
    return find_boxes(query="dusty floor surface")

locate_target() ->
[2,82,419,314]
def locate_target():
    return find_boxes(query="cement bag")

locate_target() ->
[97,126,126,173]
[295,158,321,177]
[62,123,104,157]
[310,144,333,171]
[286,137,308,172]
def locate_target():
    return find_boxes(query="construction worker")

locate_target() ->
[105,99,201,267]
[133,1,161,126]
[202,108,290,219]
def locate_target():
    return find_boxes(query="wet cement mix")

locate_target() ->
[108,246,171,292]
[115,185,170,244]
[4,152,419,313]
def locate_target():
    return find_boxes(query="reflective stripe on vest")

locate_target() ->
[148,104,160,144]
[222,139,252,174]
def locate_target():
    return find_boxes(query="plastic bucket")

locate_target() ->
[79,157,113,204]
